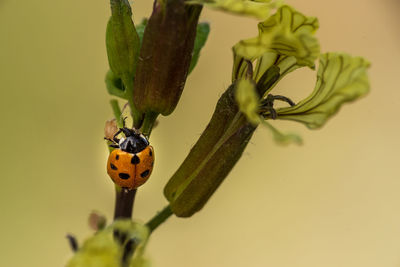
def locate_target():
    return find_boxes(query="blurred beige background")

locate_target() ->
[0,0,399,266]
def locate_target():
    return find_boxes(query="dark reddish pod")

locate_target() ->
[133,0,202,116]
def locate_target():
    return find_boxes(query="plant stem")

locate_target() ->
[114,187,137,219]
[122,75,143,129]
[110,99,124,127]
[141,111,159,137]
[146,205,173,233]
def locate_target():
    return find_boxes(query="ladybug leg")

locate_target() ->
[66,234,79,252]
[112,129,123,143]
[113,136,120,144]
[109,144,119,148]
[104,137,120,147]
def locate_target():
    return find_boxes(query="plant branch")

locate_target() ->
[141,111,159,137]
[146,205,173,233]
[110,99,124,127]
[114,187,137,219]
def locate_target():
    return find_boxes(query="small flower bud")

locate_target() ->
[88,211,107,231]
[104,119,118,140]
[133,0,202,116]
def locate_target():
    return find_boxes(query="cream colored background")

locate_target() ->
[0,0,399,266]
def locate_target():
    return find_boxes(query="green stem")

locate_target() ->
[110,99,124,127]
[141,111,159,137]
[146,205,173,233]
[122,76,143,129]
[128,99,143,129]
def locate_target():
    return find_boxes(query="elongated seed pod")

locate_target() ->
[133,0,202,116]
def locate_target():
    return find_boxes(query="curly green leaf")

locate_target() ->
[234,5,319,67]
[276,53,371,129]
[187,0,280,19]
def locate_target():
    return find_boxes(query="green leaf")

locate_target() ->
[261,121,303,145]
[188,22,210,74]
[234,5,319,66]
[105,70,127,99]
[109,99,124,127]
[234,78,261,125]
[187,0,280,20]
[106,0,141,83]
[276,53,371,129]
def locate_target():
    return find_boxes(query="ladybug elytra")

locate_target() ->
[106,127,154,189]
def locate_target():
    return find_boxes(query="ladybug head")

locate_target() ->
[118,127,149,154]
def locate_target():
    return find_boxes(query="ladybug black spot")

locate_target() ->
[140,170,150,178]
[110,163,118,170]
[116,154,119,160]
[131,155,140,165]
[119,173,130,179]
[149,149,153,157]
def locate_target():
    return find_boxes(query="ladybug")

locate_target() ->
[106,127,154,189]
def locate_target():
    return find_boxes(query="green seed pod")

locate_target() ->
[164,85,256,217]
[133,0,202,116]
[106,0,140,89]
[164,66,281,217]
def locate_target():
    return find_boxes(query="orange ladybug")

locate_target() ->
[106,127,154,189]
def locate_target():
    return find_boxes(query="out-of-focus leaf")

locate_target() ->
[234,5,319,66]
[188,22,210,74]
[261,121,302,145]
[276,53,371,129]
[235,78,261,125]
[187,0,280,20]
[66,220,150,267]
